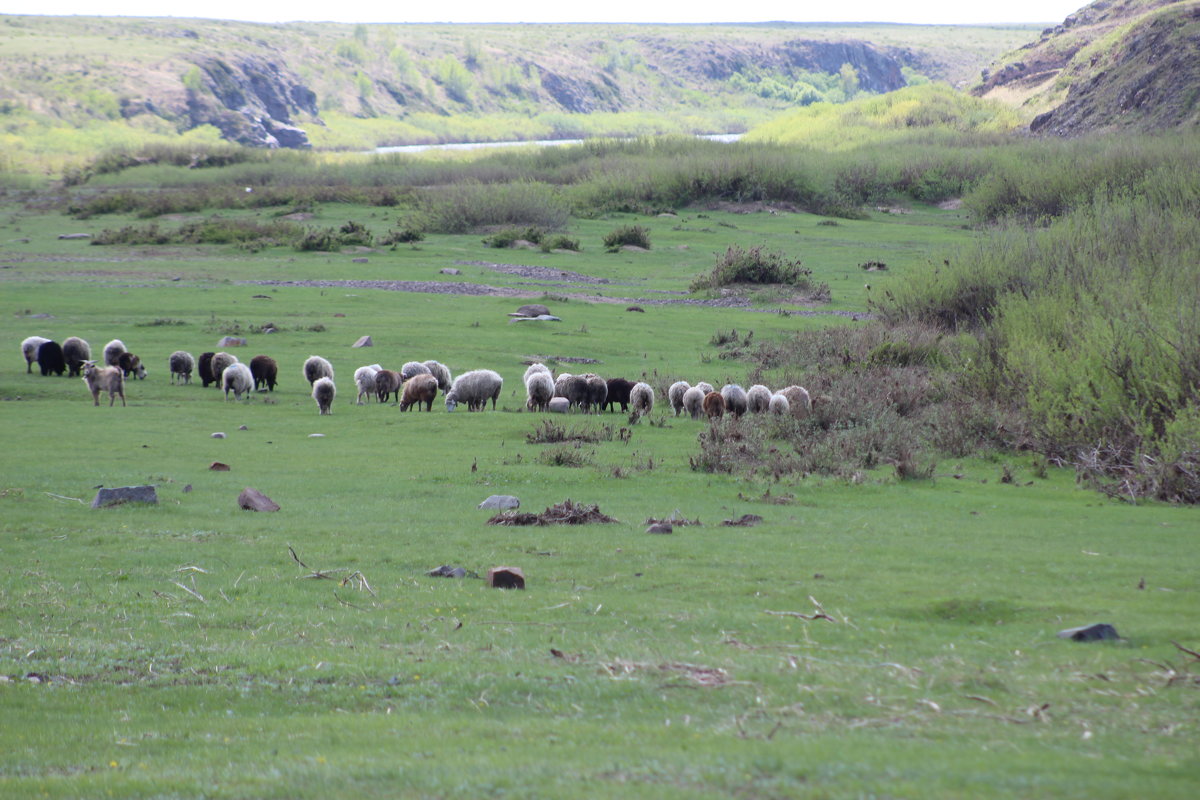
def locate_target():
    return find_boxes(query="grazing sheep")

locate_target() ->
[249,355,278,392]
[103,339,126,368]
[422,360,452,391]
[524,363,551,385]
[312,376,336,415]
[197,352,217,387]
[747,384,772,414]
[668,381,691,416]
[695,381,715,396]
[604,378,634,413]
[117,351,147,380]
[630,382,654,418]
[37,341,66,376]
[374,369,403,403]
[445,369,503,412]
[583,373,608,414]
[354,365,381,405]
[303,355,334,386]
[553,372,573,396]
[703,391,726,419]
[400,361,431,382]
[778,385,813,419]
[721,384,749,417]
[21,336,50,373]
[769,393,791,415]
[63,337,91,377]
[683,385,706,419]
[553,373,588,411]
[222,362,254,401]
[210,352,239,384]
[525,371,555,412]
[82,361,125,407]
[169,351,195,384]
[400,373,438,412]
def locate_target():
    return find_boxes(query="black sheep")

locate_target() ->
[604,378,634,412]
[197,352,216,387]
[37,340,66,376]
[250,355,278,392]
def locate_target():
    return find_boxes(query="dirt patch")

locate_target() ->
[457,260,625,285]
[708,200,802,215]
[239,278,537,298]
[938,198,965,210]
[487,498,619,526]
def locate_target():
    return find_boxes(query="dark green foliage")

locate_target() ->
[602,224,651,252]
[482,226,545,248]
[690,244,812,290]
[541,234,581,252]
[416,182,569,234]
[91,217,301,247]
[378,227,424,246]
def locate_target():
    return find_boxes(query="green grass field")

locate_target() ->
[1,196,1197,798]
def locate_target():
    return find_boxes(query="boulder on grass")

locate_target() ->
[217,336,247,348]
[238,487,279,512]
[92,485,158,509]
[352,335,373,348]
[1057,623,1121,642]
[487,566,525,589]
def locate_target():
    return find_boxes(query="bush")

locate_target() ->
[690,245,813,290]
[541,235,581,252]
[482,226,545,248]
[602,225,651,252]
[379,228,424,246]
[417,182,569,234]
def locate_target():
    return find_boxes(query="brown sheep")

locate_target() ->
[399,373,438,412]
[82,362,125,407]
[375,369,403,404]
[702,391,725,419]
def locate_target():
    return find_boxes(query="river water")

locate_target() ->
[374,132,742,155]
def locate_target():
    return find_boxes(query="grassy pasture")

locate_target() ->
[1,198,1197,798]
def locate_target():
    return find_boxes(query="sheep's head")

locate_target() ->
[444,391,458,412]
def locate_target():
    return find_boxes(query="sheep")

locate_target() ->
[354,365,381,405]
[524,370,555,412]
[312,376,336,415]
[82,361,125,407]
[721,384,749,417]
[375,369,403,404]
[524,363,551,385]
[769,393,791,416]
[553,373,588,411]
[583,373,608,414]
[249,355,278,392]
[695,381,715,396]
[117,351,147,380]
[668,381,691,416]
[210,352,239,384]
[103,339,126,368]
[604,378,634,413]
[63,337,91,377]
[682,385,706,419]
[747,384,772,414]
[445,369,503,412]
[303,355,334,386]
[197,352,217,387]
[400,361,431,382]
[630,382,654,418]
[703,391,726,419]
[21,336,50,373]
[37,341,66,376]
[423,360,452,391]
[778,385,813,419]
[222,362,254,401]
[169,351,195,384]
[400,373,438,412]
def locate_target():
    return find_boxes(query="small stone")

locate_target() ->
[91,485,158,509]
[217,336,247,347]
[1057,623,1121,642]
[547,397,570,414]
[182,484,193,493]
[439,268,461,275]
[351,258,369,263]
[209,462,230,471]
[211,432,226,439]
[626,305,645,313]
[333,313,346,318]
[308,433,325,438]
[478,495,520,510]
[237,487,280,512]
[238,425,248,431]
[352,335,373,348]
[515,303,551,318]
[58,233,91,240]
[427,565,468,578]
[646,523,673,534]
[487,566,525,590]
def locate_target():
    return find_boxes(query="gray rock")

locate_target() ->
[217,336,247,347]
[211,432,227,439]
[512,314,562,323]
[92,485,158,509]
[352,336,373,348]
[646,523,673,534]
[351,258,369,264]
[58,233,91,240]
[478,494,520,510]
[238,425,248,431]
[547,397,570,413]
[427,565,468,578]
[308,433,325,438]
[1057,623,1121,642]
[516,303,551,318]
[238,487,280,512]
[439,268,462,276]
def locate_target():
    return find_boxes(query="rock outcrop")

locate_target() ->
[186,57,319,149]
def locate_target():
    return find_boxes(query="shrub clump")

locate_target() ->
[690,245,825,294]
[541,234,581,252]
[602,225,651,252]
[483,226,545,248]
[294,220,374,252]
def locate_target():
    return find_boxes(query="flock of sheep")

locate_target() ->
[19,334,813,420]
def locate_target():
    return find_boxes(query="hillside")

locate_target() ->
[974,0,1200,135]
[0,15,1035,154]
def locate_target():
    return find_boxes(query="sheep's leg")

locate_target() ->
[92,389,101,407]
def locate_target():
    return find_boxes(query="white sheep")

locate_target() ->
[445,369,503,412]
[103,339,126,368]
[63,337,92,377]
[303,355,334,385]
[630,382,654,417]
[695,381,715,396]
[313,376,336,415]
[778,385,813,419]
[169,351,195,384]
[422,360,452,391]
[524,363,551,385]
[668,381,691,416]
[401,361,431,382]
[354,365,381,405]
[222,362,254,401]
[747,384,772,414]
[682,385,706,419]
[21,336,50,372]
[524,370,555,412]
[721,384,749,417]
[82,361,125,407]
[210,352,239,383]
[769,393,791,415]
